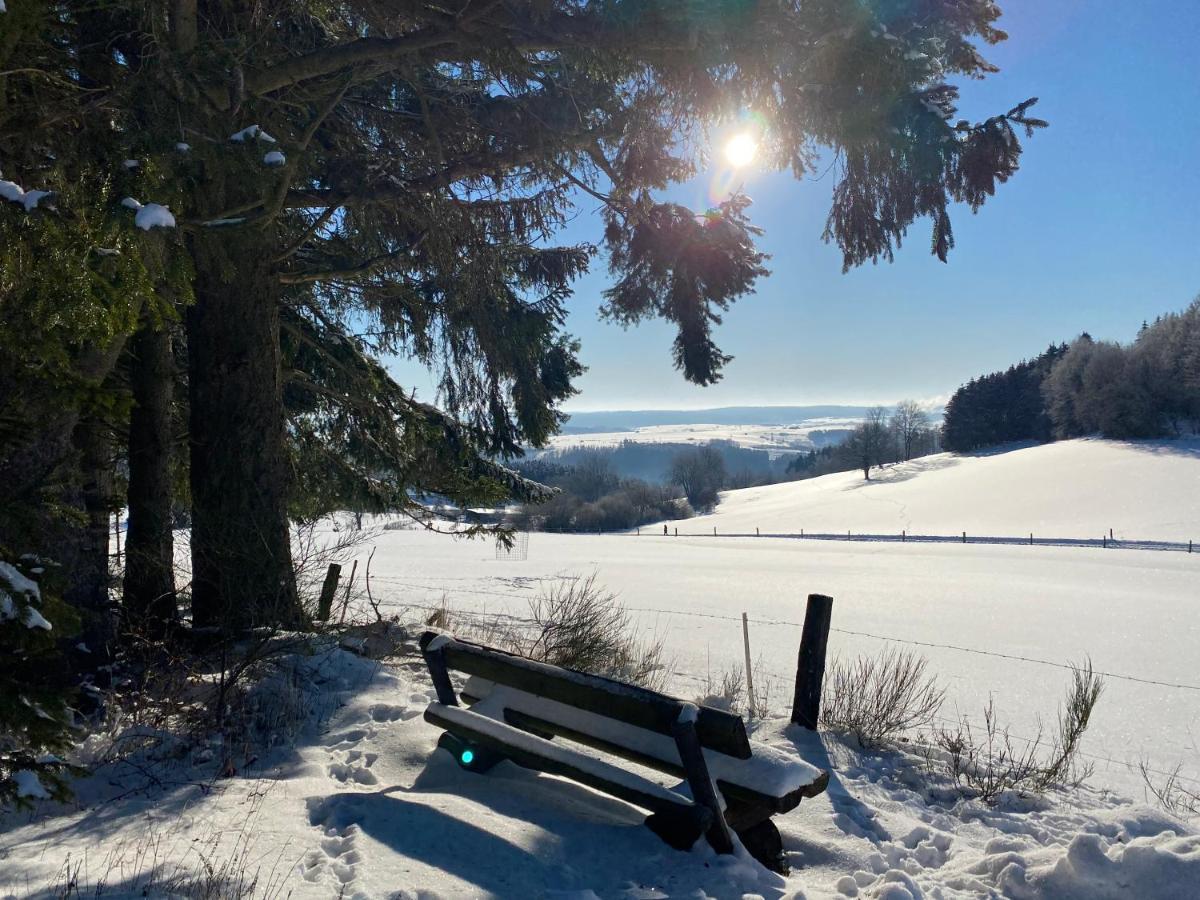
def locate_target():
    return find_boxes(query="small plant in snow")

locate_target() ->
[696,665,745,715]
[821,648,945,747]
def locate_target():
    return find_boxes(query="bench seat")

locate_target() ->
[463,679,828,821]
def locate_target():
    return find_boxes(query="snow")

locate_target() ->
[1,636,1196,898]
[0,560,41,600]
[175,142,191,152]
[22,604,52,630]
[122,159,139,169]
[133,202,176,230]
[121,196,142,210]
[677,702,699,724]
[0,180,51,211]
[263,150,287,166]
[2,440,1197,896]
[229,124,277,143]
[671,438,1200,542]
[0,179,23,203]
[330,439,1200,804]
[12,771,49,800]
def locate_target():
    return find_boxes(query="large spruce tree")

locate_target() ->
[1,1,1044,632]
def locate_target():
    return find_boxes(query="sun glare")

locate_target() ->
[724,132,758,168]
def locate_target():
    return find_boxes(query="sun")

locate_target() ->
[724,132,758,168]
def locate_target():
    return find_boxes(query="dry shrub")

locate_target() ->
[821,648,945,747]
[511,573,669,691]
[934,658,1104,802]
[1140,760,1200,818]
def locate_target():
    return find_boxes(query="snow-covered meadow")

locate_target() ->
[3,438,1198,898]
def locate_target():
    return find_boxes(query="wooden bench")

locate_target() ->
[419,631,829,872]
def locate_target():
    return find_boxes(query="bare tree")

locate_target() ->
[846,407,891,480]
[892,400,931,461]
[669,445,728,509]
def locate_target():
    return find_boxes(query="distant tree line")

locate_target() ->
[943,300,1200,452]
[535,439,797,487]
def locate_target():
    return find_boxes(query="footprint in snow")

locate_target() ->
[328,750,380,786]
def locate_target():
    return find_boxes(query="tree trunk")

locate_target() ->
[186,229,301,631]
[65,414,119,661]
[123,320,177,638]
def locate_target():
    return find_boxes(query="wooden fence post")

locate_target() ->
[790,594,833,729]
[962,531,966,544]
[317,563,342,622]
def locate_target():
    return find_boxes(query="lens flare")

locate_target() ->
[724,132,758,168]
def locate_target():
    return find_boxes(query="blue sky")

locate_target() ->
[390,0,1200,412]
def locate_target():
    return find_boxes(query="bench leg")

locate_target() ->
[437,732,504,773]
[736,818,788,874]
[672,718,735,854]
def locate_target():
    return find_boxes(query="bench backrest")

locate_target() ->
[420,631,751,759]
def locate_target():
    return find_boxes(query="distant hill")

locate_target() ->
[560,405,875,433]
[667,438,1200,541]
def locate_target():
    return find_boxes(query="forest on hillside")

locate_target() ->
[943,300,1200,452]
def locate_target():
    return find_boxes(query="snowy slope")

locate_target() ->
[671,439,1200,541]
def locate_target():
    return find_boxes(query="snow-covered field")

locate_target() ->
[3,438,1198,898]
[542,418,864,455]
[668,438,1200,541]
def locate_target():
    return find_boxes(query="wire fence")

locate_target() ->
[372,572,1200,792]
[631,528,1198,554]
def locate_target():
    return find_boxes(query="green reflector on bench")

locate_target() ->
[461,749,475,765]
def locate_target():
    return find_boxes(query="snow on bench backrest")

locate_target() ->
[419,631,751,759]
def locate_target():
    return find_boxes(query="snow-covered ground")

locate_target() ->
[3,641,1196,899]
[542,418,864,455]
[667,438,1200,541]
[4,438,1198,897]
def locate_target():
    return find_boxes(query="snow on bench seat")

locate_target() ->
[425,702,697,813]
[466,682,824,801]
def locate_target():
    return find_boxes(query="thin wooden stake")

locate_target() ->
[742,613,755,718]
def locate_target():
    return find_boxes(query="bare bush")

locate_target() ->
[510,573,669,691]
[820,649,945,747]
[1140,760,1200,819]
[934,658,1104,803]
